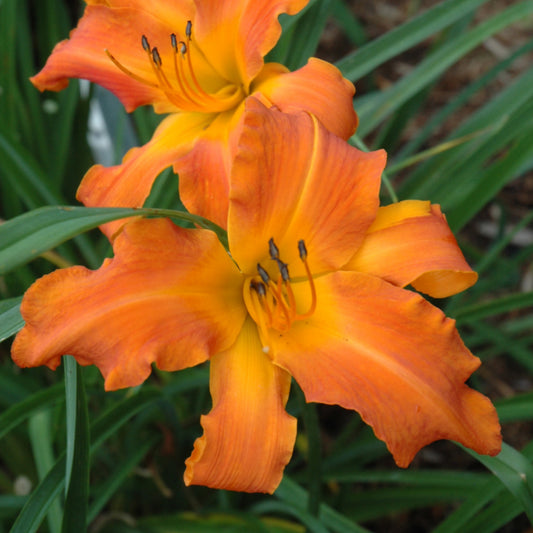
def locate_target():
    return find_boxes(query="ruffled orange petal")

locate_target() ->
[253,58,358,140]
[31,1,195,112]
[194,0,308,87]
[78,112,211,240]
[184,318,296,493]
[271,271,501,466]
[345,200,478,297]
[12,218,245,391]
[228,98,386,277]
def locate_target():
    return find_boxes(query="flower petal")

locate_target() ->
[345,200,478,297]
[31,1,195,112]
[12,218,245,390]
[77,112,211,240]
[184,318,296,493]
[228,98,386,276]
[253,58,358,140]
[194,0,308,86]
[271,271,501,466]
[176,106,244,229]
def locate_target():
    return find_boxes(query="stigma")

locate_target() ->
[244,239,317,351]
[104,21,244,113]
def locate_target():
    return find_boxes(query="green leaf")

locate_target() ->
[136,511,305,533]
[497,393,533,423]
[0,205,229,275]
[448,125,533,230]
[462,442,533,523]
[0,131,61,209]
[10,388,162,533]
[455,292,533,324]
[61,363,90,532]
[432,479,506,533]
[275,476,371,533]
[279,0,332,70]
[355,1,533,136]
[0,297,23,342]
[0,383,64,440]
[9,456,66,533]
[0,206,139,275]
[88,435,159,523]
[252,501,329,533]
[399,63,533,200]
[336,0,490,81]
[28,410,62,533]
[63,356,77,493]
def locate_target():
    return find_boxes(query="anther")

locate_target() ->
[171,33,177,51]
[257,264,270,285]
[141,35,150,52]
[298,240,307,261]
[179,41,187,56]
[268,238,280,260]
[275,259,290,282]
[186,20,192,40]
[151,48,162,67]
[251,280,267,298]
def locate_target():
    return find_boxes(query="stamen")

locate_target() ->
[107,22,242,113]
[137,37,195,109]
[269,238,280,260]
[148,46,181,103]
[246,279,274,350]
[257,264,270,285]
[250,280,267,298]
[104,49,158,88]
[151,47,162,67]
[141,35,150,52]
[172,39,209,106]
[170,37,197,104]
[298,240,307,261]
[182,36,218,103]
[246,240,318,344]
[275,259,290,283]
[298,239,317,318]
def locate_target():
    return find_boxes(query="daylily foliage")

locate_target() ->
[12,100,501,493]
[31,0,357,237]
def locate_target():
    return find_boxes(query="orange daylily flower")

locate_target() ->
[31,0,358,237]
[12,100,501,493]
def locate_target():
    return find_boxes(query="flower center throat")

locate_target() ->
[244,239,317,353]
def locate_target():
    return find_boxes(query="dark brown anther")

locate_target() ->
[275,259,290,282]
[268,238,279,260]
[298,240,307,261]
[151,47,162,66]
[171,33,177,51]
[251,280,267,298]
[141,35,150,52]
[257,264,270,285]
[186,20,192,39]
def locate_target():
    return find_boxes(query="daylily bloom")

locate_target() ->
[31,0,357,237]
[12,100,501,493]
